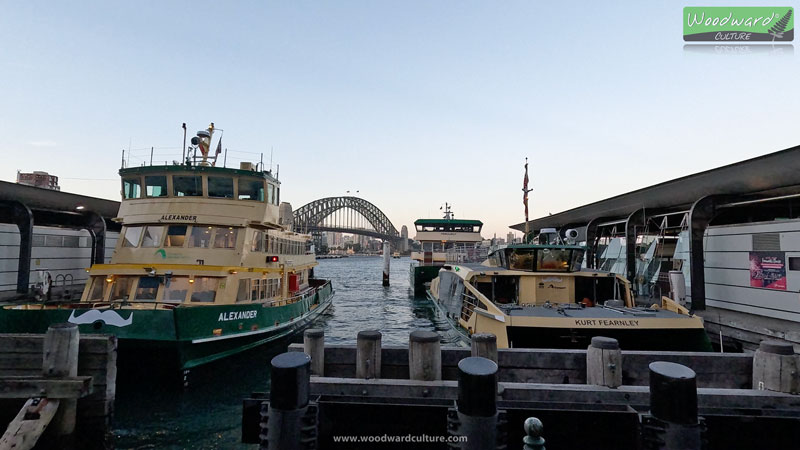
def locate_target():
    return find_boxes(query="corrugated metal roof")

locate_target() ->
[510,144,800,232]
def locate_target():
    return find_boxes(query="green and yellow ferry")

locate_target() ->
[0,123,333,370]
[429,243,711,351]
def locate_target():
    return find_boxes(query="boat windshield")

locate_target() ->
[502,247,583,272]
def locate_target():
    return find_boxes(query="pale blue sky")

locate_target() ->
[2,1,798,238]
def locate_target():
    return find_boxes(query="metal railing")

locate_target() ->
[445,247,489,264]
[17,280,332,311]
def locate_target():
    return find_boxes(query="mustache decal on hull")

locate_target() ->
[68,309,134,327]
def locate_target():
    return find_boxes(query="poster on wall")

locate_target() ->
[749,251,787,291]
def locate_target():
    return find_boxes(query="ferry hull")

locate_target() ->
[0,281,333,370]
[426,291,712,352]
[409,265,441,294]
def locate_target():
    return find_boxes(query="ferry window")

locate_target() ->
[45,236,62,247]
[266,235,275,253]
[423,242,433,252]
[141,226,164,248]
[32,235,45,247]
[190,277,219,303]
[188,226,213,248]
[173,175,203,197]
[145,176,168,197]
[123,178,141,199]
[165,225,187,247]
[251,278,261,301]
[208,177,234,198]
[238,178,264,201]
[537,248,571,271]
[509,249,535,271]
[252,231,264,252]
[790,257,800,271]
[213,227,238,249]
[276,187,280,204]
[267,184,274,205]
[267,278,279,298]
[134,277,161,301]
[110,276,135,301]
[87,276,106,301]
[163,277,190,302]
[62,236,79,248]
[237,279,250,302]
[123,226,143,247]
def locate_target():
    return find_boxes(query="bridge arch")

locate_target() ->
[293,196,400,241]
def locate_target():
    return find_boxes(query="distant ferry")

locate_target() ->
[0,123,333,371]
[409,203,484,294]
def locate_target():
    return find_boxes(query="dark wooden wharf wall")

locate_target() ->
[0,333,116,449]
[289,344,753,389]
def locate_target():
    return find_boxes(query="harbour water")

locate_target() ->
[114,256,457,449]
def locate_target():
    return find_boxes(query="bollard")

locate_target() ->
[382,241,390,286]
[409,330,441,381]
[453,356,498,450]
[522,417,546,450]
[303,328,325,377]
[752,340,799,394]
[265,352,314,450]
[586,336,622,388]
[43,323,80,444]
[641,361,701,450]
[471,333,498,363]
[356,330,382,379]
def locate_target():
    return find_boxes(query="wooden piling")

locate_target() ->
[470,333,498,363]
[586,336,622,388]
[409,331,441,381]
[304,328,325,376]
[43,323,80,441]
[382,241,390,286]
[356,331,382,379]
[752,340,799,394]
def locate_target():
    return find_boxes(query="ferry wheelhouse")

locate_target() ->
[0,124,333,370]
[428,243,711,351]
[409,204,484,293]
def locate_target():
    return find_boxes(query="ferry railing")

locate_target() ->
[460,291,479,322]
[21,280,332,311]
[445,247,489,264]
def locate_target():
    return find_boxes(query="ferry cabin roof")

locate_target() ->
[117,165,282,229]
[414,219,483,232]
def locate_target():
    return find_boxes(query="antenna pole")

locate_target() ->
[181,123,187,164]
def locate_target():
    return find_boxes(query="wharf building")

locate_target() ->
[511,144,800,352]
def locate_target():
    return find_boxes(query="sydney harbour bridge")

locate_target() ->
[292,196,403,247]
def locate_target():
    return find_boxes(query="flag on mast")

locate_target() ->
[523,159,529,221]
[215,137,222,157]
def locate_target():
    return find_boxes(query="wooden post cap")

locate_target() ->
[48,323,78,330]
[357,330,382,341]
[472,333,497,343]
[590,336,619,350]
[457,356,498,417]
[410,330,439,343]
[649,361,697,425]
[304,328,324,338]
[759,340,794,355]
[270,352,311,410]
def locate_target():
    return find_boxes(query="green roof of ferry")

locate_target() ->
[414,219,483,226]
[120,164,280,183]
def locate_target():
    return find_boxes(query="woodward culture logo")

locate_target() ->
[684,7,794,41]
